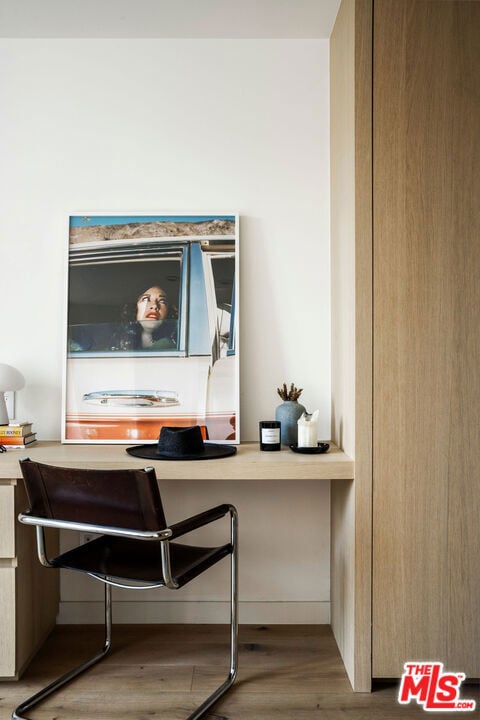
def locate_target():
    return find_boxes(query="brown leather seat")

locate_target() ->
[13,459,238,720]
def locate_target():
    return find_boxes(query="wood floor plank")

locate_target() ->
[61,664,193,693]
[193,664,350,694]
[0,625,478,720]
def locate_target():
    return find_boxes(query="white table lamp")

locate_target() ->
[0,364,25,425]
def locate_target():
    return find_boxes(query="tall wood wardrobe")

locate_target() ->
[330,0,480,691]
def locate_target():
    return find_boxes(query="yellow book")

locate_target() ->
[0,423,33,437]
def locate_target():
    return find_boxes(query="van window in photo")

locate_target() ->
[68,249,183,356]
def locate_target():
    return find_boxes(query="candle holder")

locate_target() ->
[297,410,319,448]
[259,420,281,451]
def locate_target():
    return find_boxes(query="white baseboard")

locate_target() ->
[58,601,330,625]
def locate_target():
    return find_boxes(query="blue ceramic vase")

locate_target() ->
[275,400,306,446]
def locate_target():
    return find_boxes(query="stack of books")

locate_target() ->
[0,422,37,449]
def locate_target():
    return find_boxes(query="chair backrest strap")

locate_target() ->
[19,459,167,531]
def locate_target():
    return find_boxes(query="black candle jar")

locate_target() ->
[259,420,281,451]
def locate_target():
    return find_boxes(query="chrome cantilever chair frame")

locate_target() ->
[13,494,238,720]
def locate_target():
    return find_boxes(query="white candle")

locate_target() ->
[297,410,319,447]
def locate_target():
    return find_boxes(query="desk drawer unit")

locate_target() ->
[0,479,59,679]
[0,483,16,677]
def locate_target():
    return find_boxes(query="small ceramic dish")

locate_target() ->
[289,442,330,454]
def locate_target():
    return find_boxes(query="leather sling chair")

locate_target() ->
[13,459,238,720]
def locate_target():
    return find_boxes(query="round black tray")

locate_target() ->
[289,442,330,454]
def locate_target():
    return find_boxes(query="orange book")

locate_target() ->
[0,433,36,446]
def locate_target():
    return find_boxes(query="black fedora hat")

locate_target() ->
[126,425,237,460]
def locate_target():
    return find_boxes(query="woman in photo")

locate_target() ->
[112,285,178,352]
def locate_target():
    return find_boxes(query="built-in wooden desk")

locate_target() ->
[0,441,353,679]
[0,441,353,481]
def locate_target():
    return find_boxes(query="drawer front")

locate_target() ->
[0,485,15,558]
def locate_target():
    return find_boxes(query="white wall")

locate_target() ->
[0,38,331,622]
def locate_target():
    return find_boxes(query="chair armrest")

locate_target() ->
[168,503,233,540]
[18,511,173,541]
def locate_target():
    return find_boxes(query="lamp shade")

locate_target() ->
[0,364,25,391]
[0,364,25,425]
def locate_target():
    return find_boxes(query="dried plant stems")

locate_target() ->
[277,382,303,401]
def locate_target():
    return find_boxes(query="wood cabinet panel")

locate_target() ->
[373,0,480,677]
[14,480,60,675]
[0,567,16,678]
[0,480,59,679]
[330,0,373,691]
[0,484,15,558]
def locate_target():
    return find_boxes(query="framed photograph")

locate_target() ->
[62,213,239,444]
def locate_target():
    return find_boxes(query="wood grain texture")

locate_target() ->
[330,0,357,690]
[0,568,15,678]
[0,480,59,680]
[1,625,478,719]
[0,485,15,558]
[0,441,354,481]
[352,0,373,693]
[14,480,59,677]
[330,0,372,691]
[331,0,356,459]
[373,0,480,677]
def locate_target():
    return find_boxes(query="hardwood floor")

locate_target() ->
[1,625,478,719]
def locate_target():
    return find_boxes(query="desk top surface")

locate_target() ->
[0,441,354,481]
